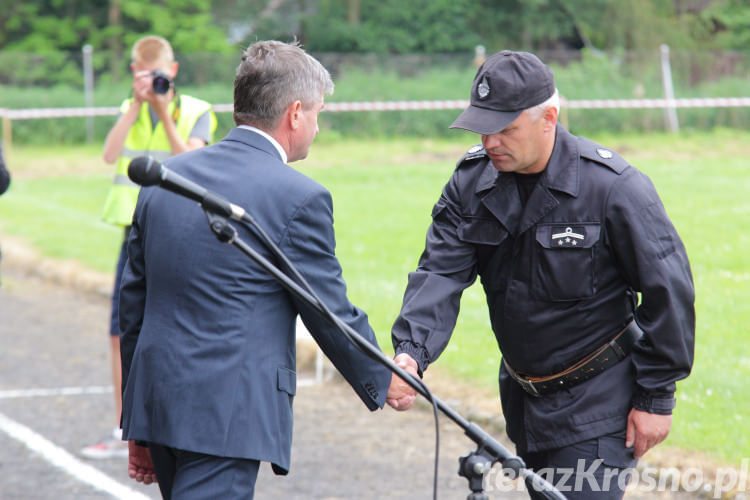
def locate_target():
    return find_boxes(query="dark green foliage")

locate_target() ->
[300,0,482,53]
[2,47,749,145]
[0,1,748,143]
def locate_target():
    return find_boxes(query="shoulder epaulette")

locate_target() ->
[577,136,629,174]
[456,144,487,168]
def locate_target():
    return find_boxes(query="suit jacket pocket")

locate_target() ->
[277,367,297,396]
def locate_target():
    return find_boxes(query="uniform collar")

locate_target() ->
[541,124,579,198]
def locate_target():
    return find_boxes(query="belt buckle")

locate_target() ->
[518,376,540,397]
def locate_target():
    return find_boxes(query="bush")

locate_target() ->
[2,49,749,145]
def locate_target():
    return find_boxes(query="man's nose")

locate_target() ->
[482,134,502,151]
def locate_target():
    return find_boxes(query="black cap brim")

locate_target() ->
[449,105,522,135]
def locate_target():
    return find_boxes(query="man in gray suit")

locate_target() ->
[119,40,417,499]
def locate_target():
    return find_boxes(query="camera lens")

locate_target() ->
[151,70,172,94]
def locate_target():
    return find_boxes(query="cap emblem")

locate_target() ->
[477,76,490,99]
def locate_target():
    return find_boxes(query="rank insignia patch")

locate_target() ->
[551,226,586,247]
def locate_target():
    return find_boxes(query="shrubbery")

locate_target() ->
[2,49,749,145]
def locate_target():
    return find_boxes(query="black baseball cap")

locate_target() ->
[450,50,555,135]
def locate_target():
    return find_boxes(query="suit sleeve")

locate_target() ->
[118,197,148,397]
[391,172,478,375]
[281,187,392,410]
[605,168,695,414]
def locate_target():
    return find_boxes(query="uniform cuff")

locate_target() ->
[632,391,676,415]
[394,341,430,377]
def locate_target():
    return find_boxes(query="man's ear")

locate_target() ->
[288,100,303,130]
[170,61,179,78]
[543,106,559,132]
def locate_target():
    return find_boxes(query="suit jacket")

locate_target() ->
[119,127,392,473]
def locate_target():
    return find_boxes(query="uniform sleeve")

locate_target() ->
[391,172,478,375]
[0,145,10,195]
[118,196,148,396]
[281,187,392,411]
[605,168,695,414]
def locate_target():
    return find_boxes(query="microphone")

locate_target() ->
[128,156,248,221]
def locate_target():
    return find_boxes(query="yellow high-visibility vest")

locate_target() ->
[101,95,217,226]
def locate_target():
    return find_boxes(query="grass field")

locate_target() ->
[0,129,747,467]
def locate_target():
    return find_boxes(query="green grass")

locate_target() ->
[609,130,750,466]
[0,145,123,272]
[0,130,748,466]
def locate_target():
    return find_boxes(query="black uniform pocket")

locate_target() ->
[598,432,637,469]
[458,217,510,290]
[534,223,600,301]
[457,217,508,245]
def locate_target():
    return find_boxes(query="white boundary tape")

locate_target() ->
[0,411,150,499]
[561,96,750,109]
[2,96,749,120]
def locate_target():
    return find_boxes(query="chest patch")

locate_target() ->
[550,226,587,247]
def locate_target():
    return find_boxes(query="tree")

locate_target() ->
[702,0,750,49]
[0,0,234,85]
[300,0,482,53]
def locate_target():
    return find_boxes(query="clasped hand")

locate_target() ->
[386,353,419,411]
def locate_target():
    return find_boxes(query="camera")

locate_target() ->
[151,70,173,94]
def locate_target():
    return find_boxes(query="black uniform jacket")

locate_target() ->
[0,144,10,195]
[392,124,695,452]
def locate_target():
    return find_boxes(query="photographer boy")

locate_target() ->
[81,35,216,459]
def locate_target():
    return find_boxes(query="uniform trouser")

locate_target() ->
[148,443,260,500]
[520,431,637,499]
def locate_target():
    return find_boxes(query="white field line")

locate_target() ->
[0,385,113,399]
[0,411,150,499]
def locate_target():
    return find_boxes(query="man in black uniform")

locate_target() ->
[390,51,695,498]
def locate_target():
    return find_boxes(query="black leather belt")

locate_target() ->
[503,320,643,397]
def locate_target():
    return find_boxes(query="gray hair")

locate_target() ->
[526,88,560,122]
[233,40,334,130]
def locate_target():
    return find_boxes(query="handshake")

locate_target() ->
[385,353,420,411]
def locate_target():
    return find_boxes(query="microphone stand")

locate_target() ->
[203,208,565,500]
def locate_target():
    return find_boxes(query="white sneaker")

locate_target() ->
[80,427,128,459]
